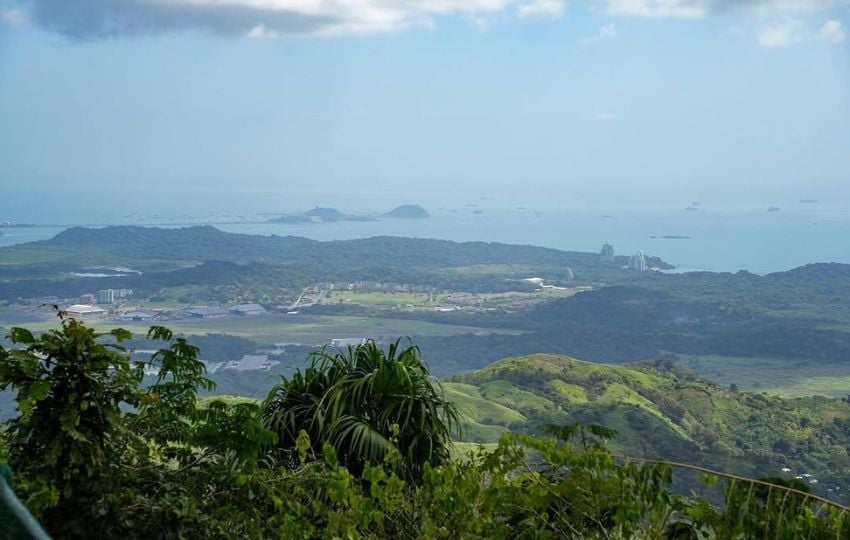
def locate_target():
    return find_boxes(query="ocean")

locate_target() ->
[2,189,849,274]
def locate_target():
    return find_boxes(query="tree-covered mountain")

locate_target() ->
[619,263,850,321]
[446,353,850,502]
[0,225,669,302]
[411,283,850,375]
[0,225,667,272]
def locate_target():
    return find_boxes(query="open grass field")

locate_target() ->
[328,291,441,307]
[0,311,522,347]
[444,264,539,276]
[675,355,850,398]
[328,287,578,310]
[0,244,184,271]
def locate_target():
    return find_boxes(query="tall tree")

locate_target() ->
[263,339,459,479]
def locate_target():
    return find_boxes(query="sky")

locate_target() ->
[1,0,849,206]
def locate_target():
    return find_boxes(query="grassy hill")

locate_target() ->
[155,351,850,504]
[446,353,850,502]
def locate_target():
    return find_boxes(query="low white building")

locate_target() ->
[65,304,106,318]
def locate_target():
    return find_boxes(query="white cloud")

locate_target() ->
[601,0,707,17]
[582,22,617,44]
[517,0,566,18]
[596,112,619,121]
[598,0,849,18]
[757,18,804,48]
[742,0,849,14]
[818,19,846,44]
[246,24,276,39]
[1,8,28,26]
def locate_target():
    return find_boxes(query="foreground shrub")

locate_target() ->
[263,339,460,480]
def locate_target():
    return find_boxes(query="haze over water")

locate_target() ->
[2,188,848,275]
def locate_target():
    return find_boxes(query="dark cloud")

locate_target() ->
[24,0,847,41]
[29,0,334,40]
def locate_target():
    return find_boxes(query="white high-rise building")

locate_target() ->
[97,289,115,304]
[599,242,615,263]
[629,250,647,272]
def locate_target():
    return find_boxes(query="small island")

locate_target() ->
[271,205,432,224]
[384,204,430,219]
[271,207,377,224]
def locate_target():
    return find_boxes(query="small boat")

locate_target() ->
[767,206,781,212]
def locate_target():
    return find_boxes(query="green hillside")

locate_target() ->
[448,353,850,502]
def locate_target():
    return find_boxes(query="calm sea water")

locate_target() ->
[2,189,848,274]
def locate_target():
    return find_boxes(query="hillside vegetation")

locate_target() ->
[414,282,850,375]
[448,354,850,500]
[0,225,636,271]
[2,319,849,538]
[0,225,665,301]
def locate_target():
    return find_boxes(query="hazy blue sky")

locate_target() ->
[1,1,848,204]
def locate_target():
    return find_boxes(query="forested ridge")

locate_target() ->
[0,225,628,269]
[0,225,665,300]
[409,284,850,374]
